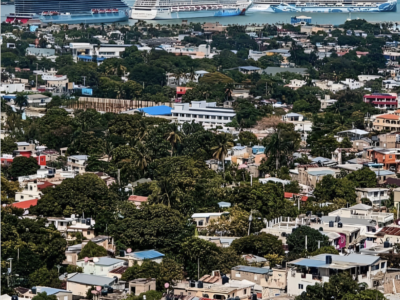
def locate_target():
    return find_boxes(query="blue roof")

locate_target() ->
[131,249,165,260]
[290,259,328,268]
[138,105,172,116]
[232,265,271,274]
[35,287,72,295]
[77,55,107,61]
[2,95,16,100]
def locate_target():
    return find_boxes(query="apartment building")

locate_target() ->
[287,254,387,296]
[282,113,312,142]
[364,93,398,111]
[67,155,89,174]
[355,188,390,206]
[171,101,236,126]
[191,212,229,229]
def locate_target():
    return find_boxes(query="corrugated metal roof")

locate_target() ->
[96,257,124,266]
[307,170,335,176]
[36,287,71,295]
[232,265,271,274]
[313,254,380,265]
[192,212,228,218]
[374,170,395,176]
[67,273,116,286]
[130,249,165,260]
[138,105,172,116]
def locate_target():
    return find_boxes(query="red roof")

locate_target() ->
[128,195,148,202]
[284,192,308,202]
[37,181,55,190]
[364,94,396,99]
[11,199,38,209]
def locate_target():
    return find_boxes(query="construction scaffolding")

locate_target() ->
[70,97,173,113]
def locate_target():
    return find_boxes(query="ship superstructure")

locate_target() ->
[130,0,252,20]
[249,0,396,12]
[6,0,129,24]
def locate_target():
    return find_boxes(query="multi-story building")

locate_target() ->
[364,93,398,111]
[373,114,400,131]
[191,212,229,229]
[282,113,312,142]
[67,155,89,174]
[355,188,390,206]
[287,254,387,296]
[171,101,236,126]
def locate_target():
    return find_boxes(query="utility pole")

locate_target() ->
[117,169,120,185]
[305,235,307,251]
[82,76,87,86]
[248,211,253,236]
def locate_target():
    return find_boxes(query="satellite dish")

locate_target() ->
[84,257,89,262]
[93,257,99,263]
[126,248,132,253]
[164,283,170,288]
[96,286,102,292]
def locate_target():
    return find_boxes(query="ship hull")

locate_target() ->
[39,10,128,24]
[130,4,250,19]
[269,0,397,12]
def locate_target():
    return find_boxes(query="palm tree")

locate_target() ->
[211,133,234,179]
[224,83,235,100]
[265,130,284,170]
[14,92,28,113]
[173,70,184,86]
[165,124,182,157]
[186,67,196,82]
[133,142,151,175]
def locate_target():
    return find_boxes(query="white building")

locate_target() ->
[287,254,387,296]
[313,80,346,93]
[69,43,133,62]
[282,113,312,142]
[285,79,306,90]
[171,101,236,126]
[166,70,209,86]
[355,188,390,206]
[0,83,25,93]
[76,257,125,277]
[67,155,89,174]
[358,75,382,82]
[318,94,337,110]
[341,78,364,90]
[42,75,68,93]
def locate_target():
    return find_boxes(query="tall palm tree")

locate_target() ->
[224,83,235,100]
[186,67,196,82]
[14,92,28,113]
[165,124,182,157]
[133,142,151,175]
[211,133,234,179]
[173,70,184,86]
[265,129,284,170]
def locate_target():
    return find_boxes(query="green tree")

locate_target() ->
[14,92,28,112]
[78,241,108,259]
[231,233,284,257]
[313,175,357,204]
[1,137,17,155]
[211,133,234,178]
[1,175,21,204]
[165,124,182,157]
[32,292,58,300]
[345,167,377,188]
[238,131,258,146]
[287,226,330,254]
[9,156,39,179]
[29,267,62,288]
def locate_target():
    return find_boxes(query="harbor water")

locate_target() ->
[1,2,399,25]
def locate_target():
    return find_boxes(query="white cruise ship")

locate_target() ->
[130,0,252,19]
[248,0,397,12]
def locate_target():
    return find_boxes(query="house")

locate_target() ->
[15,287,72,300]
[373,114,400,132]
[341,78,364,90]
[137,106,172,117]
[70,43,134,64]
[66,217,96,240]
[260,267,287,298]
[0,83,25,93]
[231,265,271,285]
[313,80,346,92]
[15,180,43,202]
[25,47,56,57]
[117,249,165,267]
[66,273,117,296]
[76,257,125,277]
[259,177,290,185]
[67,155,89,174]
[26,94,52,107]
[129,279,157,295]
[336,129,369,142]
[366,148,400,172]
[364,93,398,111]
[328,203,394,228]
[317,95,337,110]
[202,22,227,32]
[11,199,38,211]
[171,101,236,126]
[242,254,267,266]
[191,212,229,228]
[42,75,68,94]
[64,236,114,265]
[128,195,148,208]
[287,254,387,296]
[285,79,306,90]
[290,167,340,188]
[238,66,262,74]
[282,113,312,142]
[355,188,390,206]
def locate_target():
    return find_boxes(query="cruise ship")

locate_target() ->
[5,0,129,24]
[248,0,397,12]
[130,0,252,20]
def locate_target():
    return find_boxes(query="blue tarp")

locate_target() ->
[138,105,172,116]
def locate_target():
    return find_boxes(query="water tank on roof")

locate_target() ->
[251,294,257,300]
[32,287,37,295]
[189,280,195,287]
[338,222,343,228]
[335,216,340,223]
[119,250,125,257]
[329,221,334,227]
[11,296,18,300]
[101,289,108,296]
[81,218,86,224]
[86,218,91,225]
[222,275,229,284]
[197,281,203,288]
[384,241,390,248]
[113,276,118,284]
[319,227,323,231]
[326,255,332,264]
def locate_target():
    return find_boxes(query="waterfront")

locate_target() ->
[1,1,400,25]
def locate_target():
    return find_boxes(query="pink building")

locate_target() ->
[363,93,398,110]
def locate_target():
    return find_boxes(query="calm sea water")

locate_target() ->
[1,3,399,26]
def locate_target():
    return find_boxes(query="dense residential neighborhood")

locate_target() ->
[3,17,400,300]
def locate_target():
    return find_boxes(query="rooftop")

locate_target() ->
[290,253,380,269]
[128,249,165,260]
[231,265,271,274]
[34,287,72,295]
[192,212,229,218]
[376,114,400,120]
[138,105,172,116]
[11,199,38,209]
[128,195,148,202]
[67,273,116,286]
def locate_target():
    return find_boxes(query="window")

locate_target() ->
[372,264,379,271]
[244,289,247,294]
[60,222,64,226]
[30,186,33,190]
[381,262,386,269]
[21,196,24,200]
[224,117,228,120]
[87,231,91,236]
[299,284,304,290]
[186,114,191,117]
[198,220,203,226]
